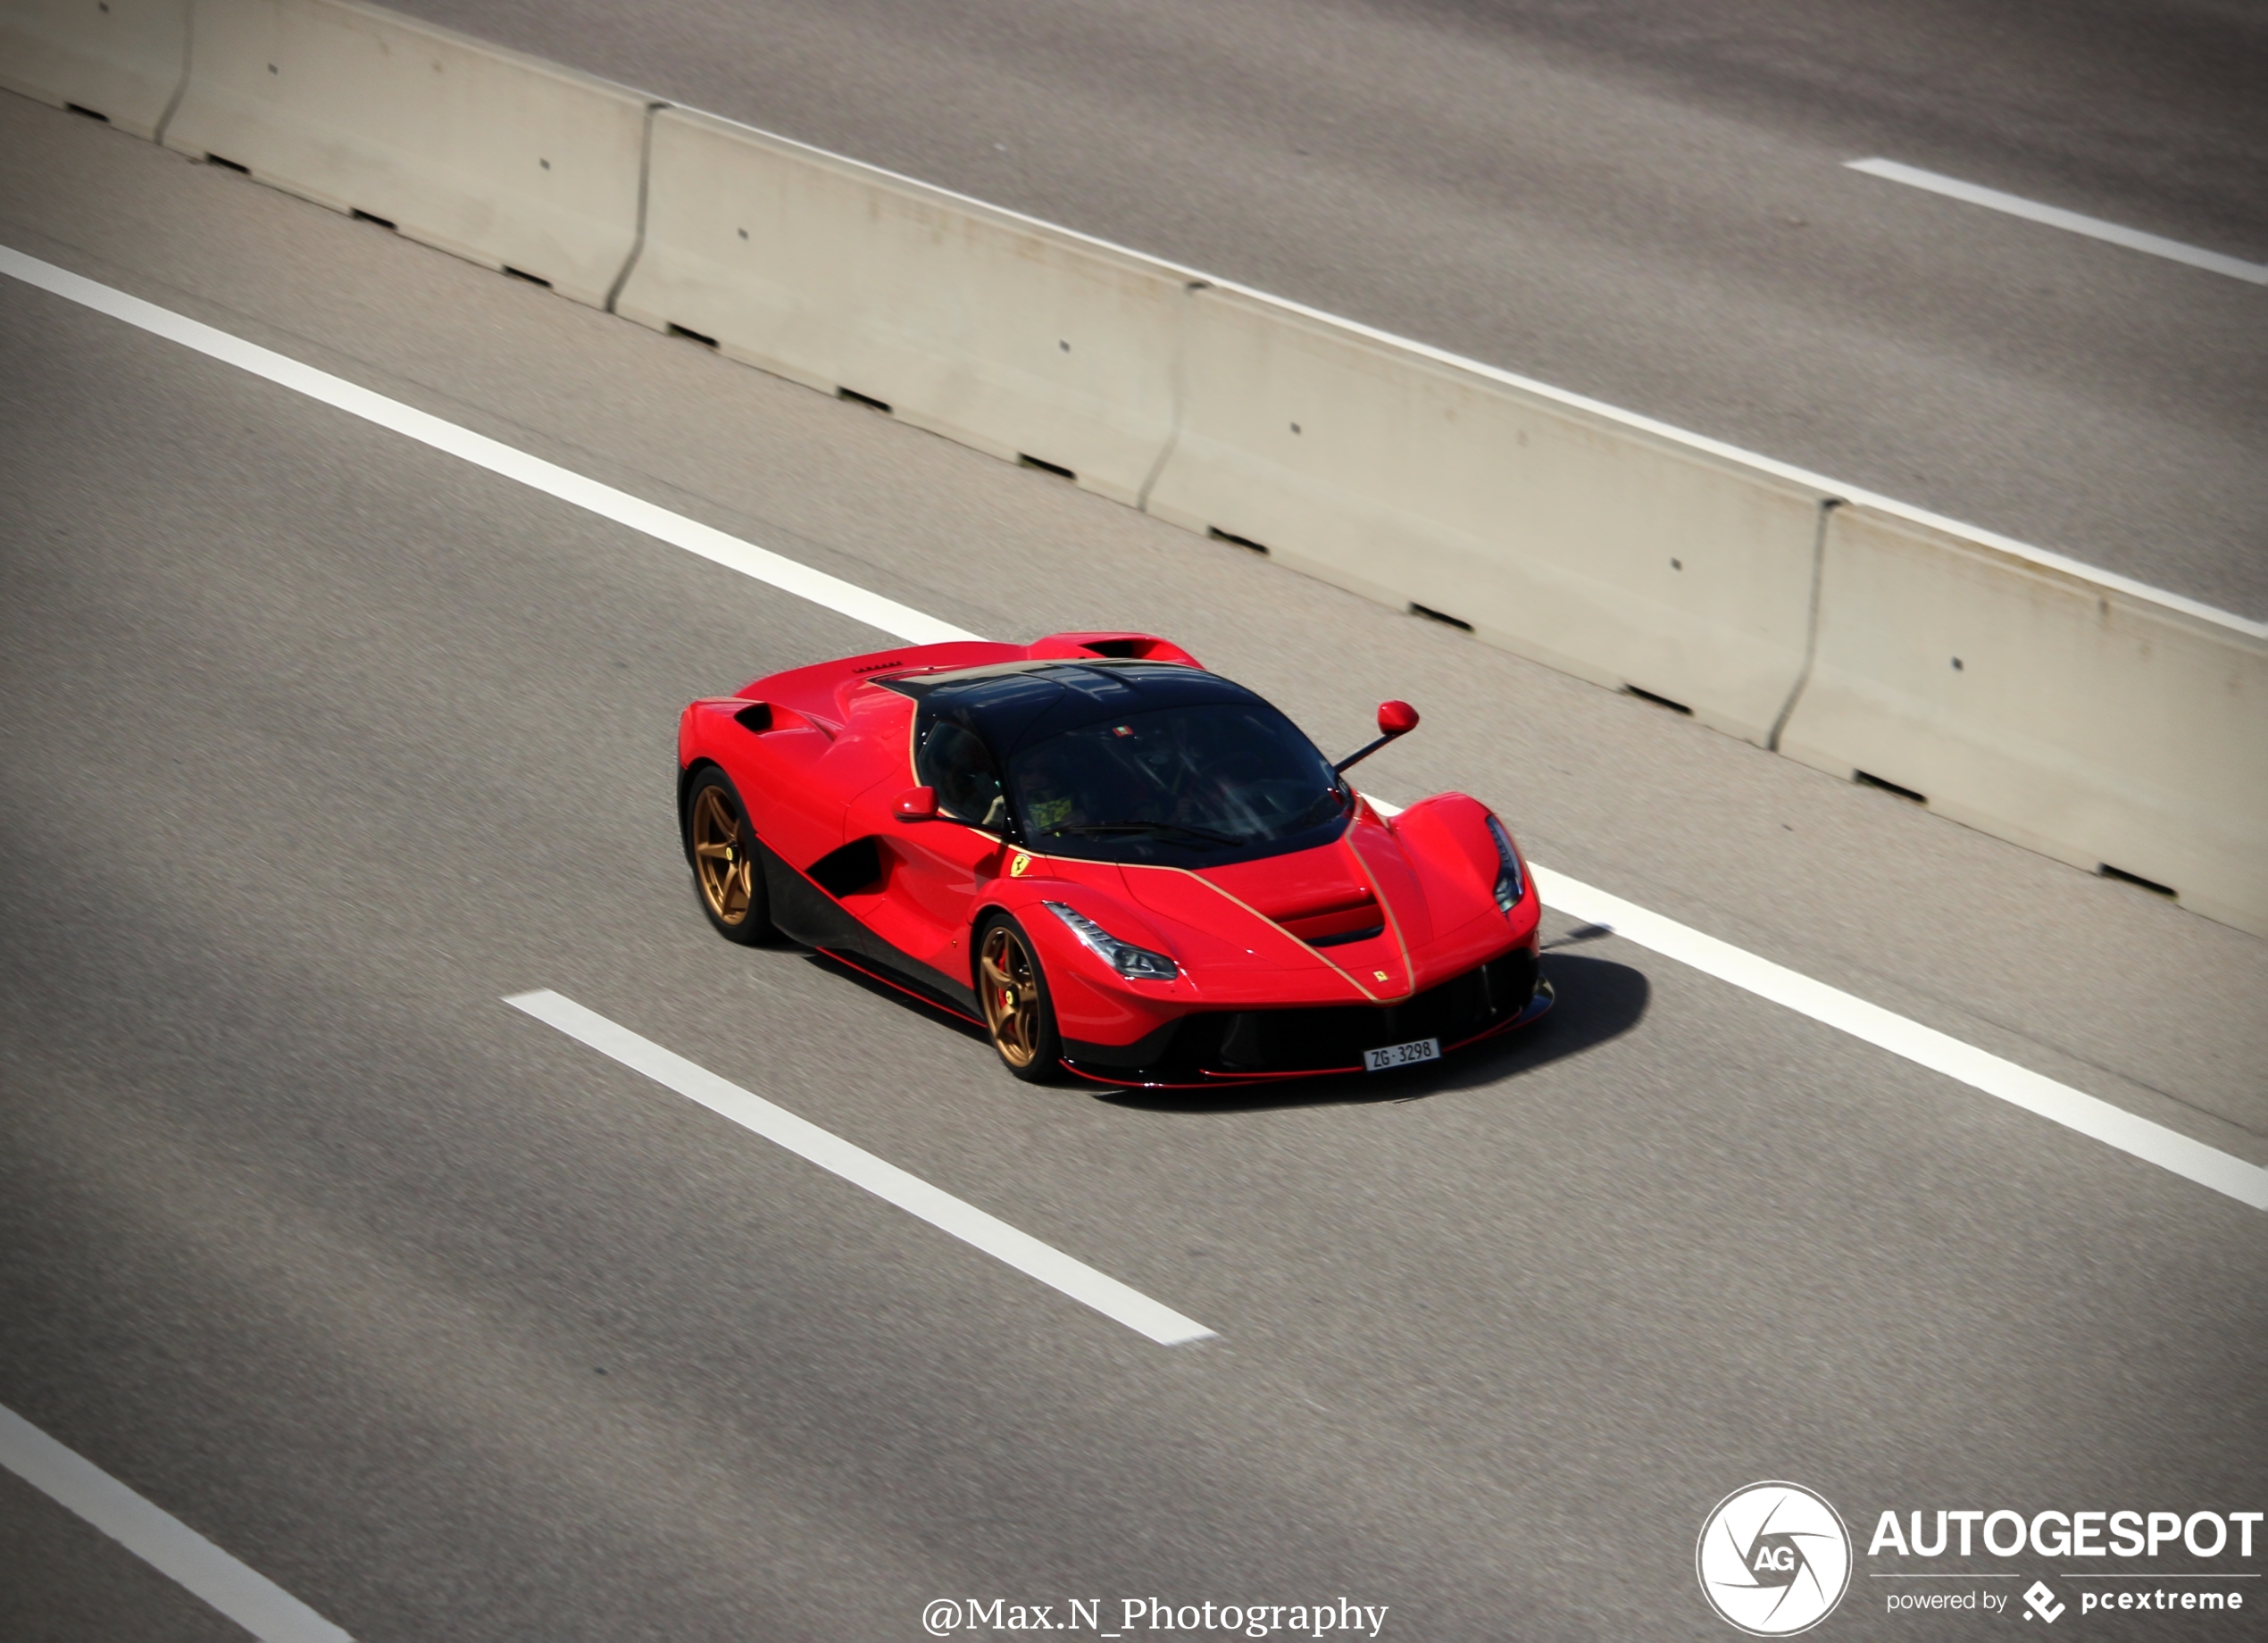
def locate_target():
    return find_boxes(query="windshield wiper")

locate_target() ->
[1043,820,1247,848]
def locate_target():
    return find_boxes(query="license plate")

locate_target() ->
[1363,1037,1440,1072]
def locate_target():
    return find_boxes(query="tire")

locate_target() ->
[975,913,1063,1082]
[685,768,772,945]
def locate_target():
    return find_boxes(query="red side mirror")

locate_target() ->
[1335,701,1421,774]
[894,786,938,822]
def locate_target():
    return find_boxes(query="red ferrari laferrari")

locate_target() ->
[676,632,1550,1087]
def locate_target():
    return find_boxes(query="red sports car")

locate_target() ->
[676,632,1550,1087]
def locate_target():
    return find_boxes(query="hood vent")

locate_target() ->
[1276,891,1383,948]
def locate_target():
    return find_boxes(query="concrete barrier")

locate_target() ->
[0,0,188,138]
[1778,504,2268,936]
[614,106,1187,508]
[162,0,648,306]
[1144,285,1837,746]
[38,0,2255,936]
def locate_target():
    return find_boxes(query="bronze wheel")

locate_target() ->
[977,916,1061,1081]
[686,770,771,944]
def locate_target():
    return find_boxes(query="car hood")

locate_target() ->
[1096,796,1523,1004]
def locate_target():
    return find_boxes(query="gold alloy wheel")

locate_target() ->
[979,923,1042,1069]
[691,784,755,926]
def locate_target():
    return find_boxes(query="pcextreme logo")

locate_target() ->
[1697,1481,1854,1636]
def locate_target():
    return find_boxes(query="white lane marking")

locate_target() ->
[504,990,1218,1345]
[1847,159,2268,287]
[1358,795,2265,1212]
[7,238,2261,647]
[0,246,976,646]
[4,244,2249,1213]
[1532,867,2268,1211]
[0,1403,353,1642]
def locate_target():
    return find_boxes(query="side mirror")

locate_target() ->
[894,785,938,822]
[1335,700,1420,774]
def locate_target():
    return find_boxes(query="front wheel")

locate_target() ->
[686,769,772,945]
[976,915,1062,1082]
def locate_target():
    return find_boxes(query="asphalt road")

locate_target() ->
[2,98,2264,1641]
[382,0,2268,617]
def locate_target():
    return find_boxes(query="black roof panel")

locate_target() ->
[885,660,1260,755]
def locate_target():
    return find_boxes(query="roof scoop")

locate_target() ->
[1334,700,1420,773]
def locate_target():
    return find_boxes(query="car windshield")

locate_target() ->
[1008,702,1349,864]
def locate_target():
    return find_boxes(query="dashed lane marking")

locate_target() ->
[0,1403,353,1642]
[505,990,1219,1345]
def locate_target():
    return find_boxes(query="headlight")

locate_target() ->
[1485,814,1526,913]
[1043,901,1180,981]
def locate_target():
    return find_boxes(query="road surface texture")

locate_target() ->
[1,96,2263,1639]
[388,0,2268,616]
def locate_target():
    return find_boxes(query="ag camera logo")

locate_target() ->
[1697,1481,1853,1635]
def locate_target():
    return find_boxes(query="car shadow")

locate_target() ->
[1093,951,1650,1115]
[798,945,1649,1109]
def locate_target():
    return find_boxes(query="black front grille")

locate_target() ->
[1156,947,1539,1075]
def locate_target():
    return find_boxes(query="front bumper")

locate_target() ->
[1060,947,1552,1088]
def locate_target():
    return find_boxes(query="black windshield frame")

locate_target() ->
[1006,702,1352,867]
[896,661,1353,866]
